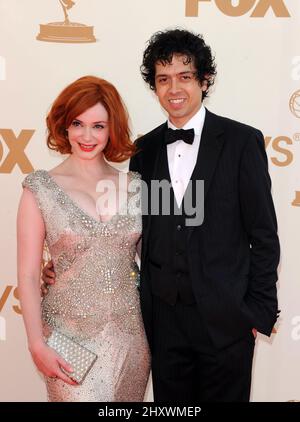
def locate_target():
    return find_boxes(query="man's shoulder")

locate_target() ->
[208,110,262,138]
[135,122,167,149]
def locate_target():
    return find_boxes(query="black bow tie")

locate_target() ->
[165,128,195,145]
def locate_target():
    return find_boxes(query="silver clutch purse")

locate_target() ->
[46,330,98,385]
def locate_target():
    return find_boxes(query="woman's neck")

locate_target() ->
[61,154,113,180]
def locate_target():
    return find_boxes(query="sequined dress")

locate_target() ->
[22,169,150,402]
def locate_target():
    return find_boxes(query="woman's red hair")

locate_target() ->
[46,75,135,162]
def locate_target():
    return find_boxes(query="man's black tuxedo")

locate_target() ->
[129,109,280,400]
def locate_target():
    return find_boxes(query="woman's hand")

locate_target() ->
[29,341,77,385]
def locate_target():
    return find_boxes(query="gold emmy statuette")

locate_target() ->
[36,1,96,43]
[292,191,300,207]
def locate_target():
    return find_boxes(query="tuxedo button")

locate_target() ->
[176,225,182,231]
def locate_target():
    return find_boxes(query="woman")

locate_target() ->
[17,76,150,402]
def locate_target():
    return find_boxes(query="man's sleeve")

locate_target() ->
[239,129,280,336]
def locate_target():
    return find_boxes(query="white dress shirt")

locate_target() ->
[167,105,206,207]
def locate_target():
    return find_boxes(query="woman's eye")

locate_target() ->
[94,124,104,129]
[72,121,80,127]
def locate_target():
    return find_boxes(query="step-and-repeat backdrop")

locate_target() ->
[0,0,299,402]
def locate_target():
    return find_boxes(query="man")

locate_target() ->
[129,29,280,402]
[43,29,280,401]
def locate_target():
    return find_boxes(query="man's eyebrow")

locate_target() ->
[178,71,196,76]
[155,70,195,78]
[155,73,168,78]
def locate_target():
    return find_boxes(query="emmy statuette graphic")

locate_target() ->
[37,0,96,43]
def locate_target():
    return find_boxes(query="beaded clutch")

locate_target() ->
[47,330,98,385]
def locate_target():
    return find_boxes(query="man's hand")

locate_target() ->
[41,260,56,296]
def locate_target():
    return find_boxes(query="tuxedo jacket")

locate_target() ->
[129,109,280,350]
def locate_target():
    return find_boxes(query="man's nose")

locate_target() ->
[168,77,180,94]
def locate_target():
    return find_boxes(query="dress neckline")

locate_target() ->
[42,169,130,226]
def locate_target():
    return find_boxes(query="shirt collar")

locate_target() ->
[167,104,206,136]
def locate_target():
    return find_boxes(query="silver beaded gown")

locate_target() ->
[22,169,150,402]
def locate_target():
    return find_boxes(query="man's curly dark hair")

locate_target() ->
[141,29,217,99]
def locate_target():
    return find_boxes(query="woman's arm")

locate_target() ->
[17,188,46,350]
[17,188,75,384]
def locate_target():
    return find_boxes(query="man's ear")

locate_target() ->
[201,79,208,92]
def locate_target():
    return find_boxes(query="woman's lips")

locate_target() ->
[79,143,97,152]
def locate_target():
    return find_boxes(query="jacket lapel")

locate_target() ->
[142,111,225,254]
[187,109,225,240]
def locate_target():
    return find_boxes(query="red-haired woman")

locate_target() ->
[17,76,150,401]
